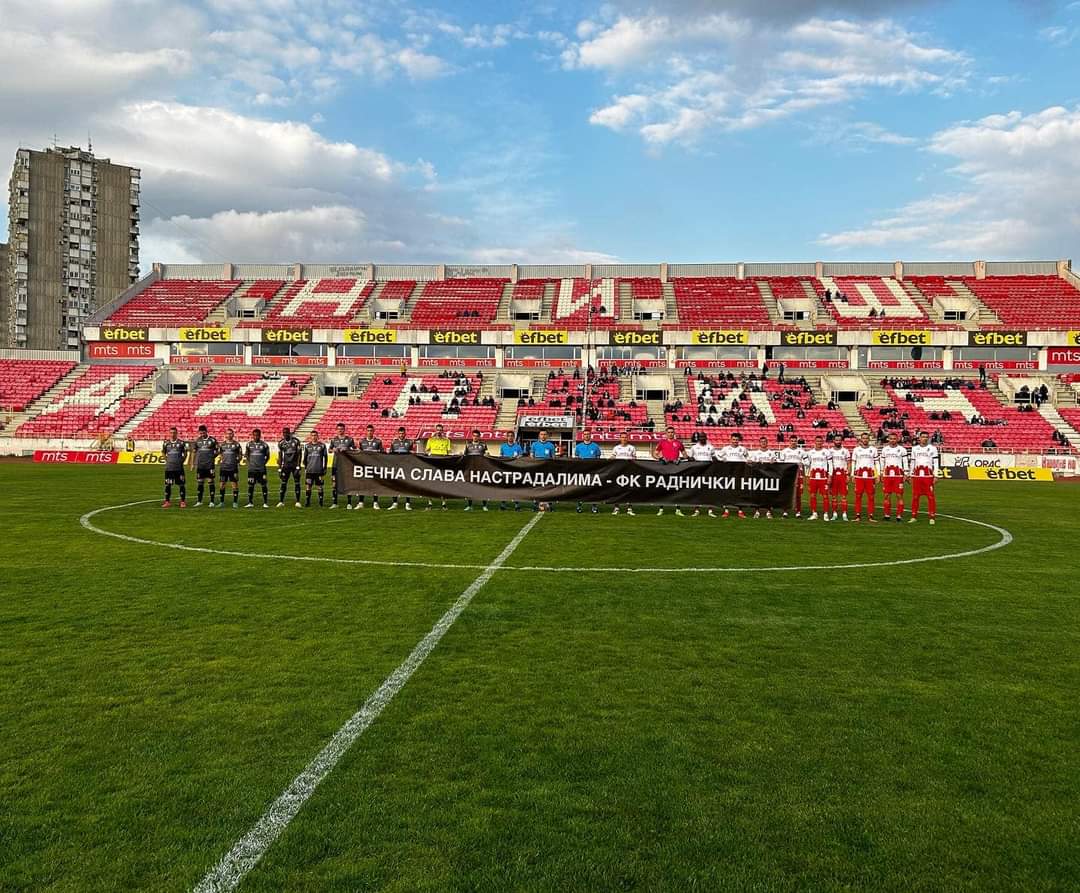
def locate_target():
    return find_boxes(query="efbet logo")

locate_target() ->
[969,467,1054,482]
[611,331,660,346]
[261,328,312,343]
[100,326,149,341]
[966,331,1027,347]
[179,326,232,342]
[781,331,836,346]
[691,330,749,345]
[431,331,480,345]
[514,330,568,345]
[872,330,931,346]
[344,328,397,344]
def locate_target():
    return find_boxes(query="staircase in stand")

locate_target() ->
[1038,404,1080,451]
[947,280,1002,327]
[117,392,169,437]
[662,282,679,324]
[755,281,786,326]
[296,395,333,439]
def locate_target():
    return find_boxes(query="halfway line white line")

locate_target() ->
[191,511,543,893]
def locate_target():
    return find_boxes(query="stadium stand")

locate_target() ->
[671,278,772,327]
[0,359,76,411]
[861,379,1060,452]
[408,279,507,328]
[16,365,157,437]
[667,376,852,446]
[316,373,497,442]
[819,277,929,327]
[131,373,315,439]
[951,276,1080,328]
[549,279,621,328]
[237,279,375,327]
[106,280,241,326]
[518,373,649,438]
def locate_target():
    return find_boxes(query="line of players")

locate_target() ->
[160,422,940,523]
[650,427,941,524]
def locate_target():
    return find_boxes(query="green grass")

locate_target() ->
[1,465,1078,891]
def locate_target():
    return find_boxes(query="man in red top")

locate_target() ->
[652,426,687,516]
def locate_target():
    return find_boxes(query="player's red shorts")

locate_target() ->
[882,471,904,495]
[830,472,848,495]
[912,476,935,497]
[808,471,829,494]
[854,474,875,496]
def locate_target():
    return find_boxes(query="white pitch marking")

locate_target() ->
[191,511,543,893]
[80,504,1013,574]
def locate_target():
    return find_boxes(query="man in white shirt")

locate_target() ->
[879,432,909,523]
[779,440,806,518]
[717,433,749,519]
[850,433,880,523]
[689,433,718,517]
[748,435,778,519]
[611,432,638,515]
[909,431,941,525]
[805,435,833,521]
[829,433,851,522]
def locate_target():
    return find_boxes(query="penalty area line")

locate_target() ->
[191,511,543,893]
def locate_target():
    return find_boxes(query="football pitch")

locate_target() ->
[2,464,1078,891]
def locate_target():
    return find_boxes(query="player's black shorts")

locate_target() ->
[164,468,186,485]
[196,465,215,481]
[305,473,324,487]
[219,469,239,484]
[247,470,268,485]
[280,464,300,479]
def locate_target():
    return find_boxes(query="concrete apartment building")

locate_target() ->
[4,146,140,350]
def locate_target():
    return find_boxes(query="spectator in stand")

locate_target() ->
[982,437,997,450]
[979,364,987,385]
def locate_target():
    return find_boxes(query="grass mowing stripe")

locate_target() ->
[192,511,544,893]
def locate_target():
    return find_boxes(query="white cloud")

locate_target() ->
[818,106,1080,256]
[572,12,969,146]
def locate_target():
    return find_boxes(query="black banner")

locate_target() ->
[337,453,799,509]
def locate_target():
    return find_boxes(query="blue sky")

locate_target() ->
[1,0,1079,265]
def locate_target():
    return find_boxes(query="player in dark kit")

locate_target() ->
[245,428,271,508]
[463,429,489,511]
[161,427,188,508]
[328,422,356,510]
[277,426,303,508]
[217,428,243,508]
[303,431,329,507]
[191,424,219,507]
[388,426,414,511]
[356,424,384,510]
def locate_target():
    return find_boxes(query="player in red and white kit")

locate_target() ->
[717,432,750,518]
[805,435,833,521]
[748,436,778,519]
[879,432,909,523]
[850,433,879,523]
[779,441,805,518]
[828,433,850,522]
[909,432,940,525]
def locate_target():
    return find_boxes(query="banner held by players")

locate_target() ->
[337,453,799,510]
